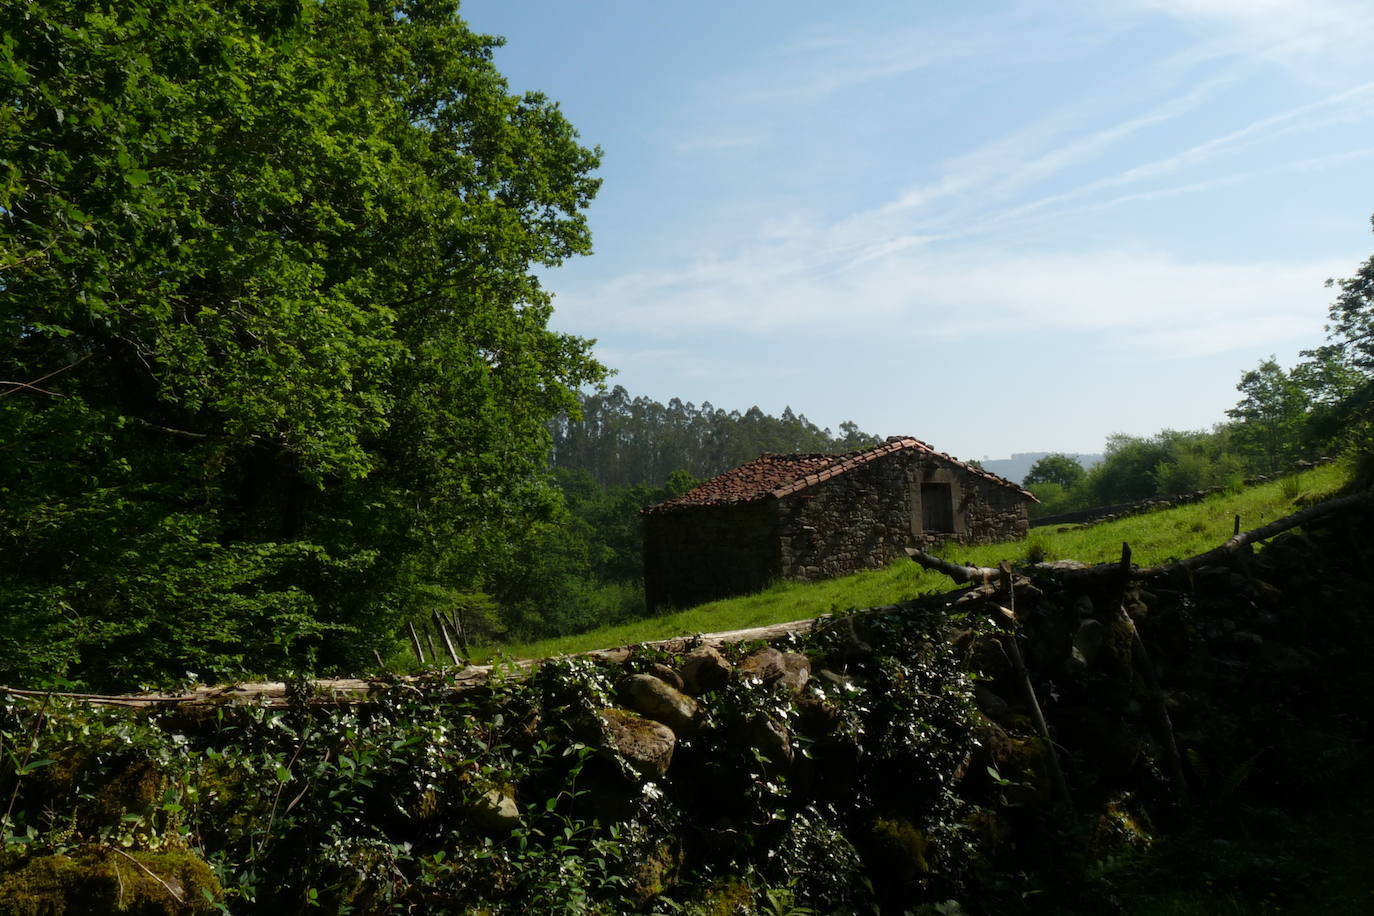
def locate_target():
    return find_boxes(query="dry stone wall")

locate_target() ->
[776,451,1030,581]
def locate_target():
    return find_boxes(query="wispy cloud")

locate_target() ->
[931,81,1374,241]
[876,68,1244,227]
[1134,0,1374,69]
[745,9,1111,107]
[562,242,1344,360]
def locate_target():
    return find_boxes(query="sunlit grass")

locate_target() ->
[470,461,1352,663]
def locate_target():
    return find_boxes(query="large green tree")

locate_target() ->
[1293,215,1374,467]
[1023,453,1086,490]
[0,0,603,687]
[1226,357,1310,473]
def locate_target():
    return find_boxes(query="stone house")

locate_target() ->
[642,436,1035,611]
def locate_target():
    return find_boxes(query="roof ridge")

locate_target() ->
[642,436,1035,514]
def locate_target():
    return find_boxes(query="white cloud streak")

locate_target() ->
[562,243,1345,360]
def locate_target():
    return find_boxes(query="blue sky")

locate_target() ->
[460,0,1374,461]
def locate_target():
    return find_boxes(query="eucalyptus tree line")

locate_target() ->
[548,385,880,488]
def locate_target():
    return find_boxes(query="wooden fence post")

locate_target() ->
[432,610,463,666]
[998,561,1073,812]
[406,622,426,666]
[1114,542,1190,808]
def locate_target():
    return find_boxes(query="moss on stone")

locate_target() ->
[867,816,931,894]
[0,848,221,915]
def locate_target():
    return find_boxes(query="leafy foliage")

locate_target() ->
[1286,212,1374,482]
[1226,357,1310,473]
[0,0,603,688]
[1023,453,1086,490]
[0,606,985,914]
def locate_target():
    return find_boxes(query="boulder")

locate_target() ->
[647,662,685,692]
[747,714,793,767]
[779,652,812,692]
[973,684,1010,720]
[1073,594,1095,618]
[0,848,222,915]
[969,635,1013,682]
[620,673,700,734]
[1073,619,1107,666]
[468,787,521,834]
[679,646,731,695]
[599,708,676,778]
[736,646,785,684]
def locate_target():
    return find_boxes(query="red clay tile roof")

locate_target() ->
[643,436,1035,514]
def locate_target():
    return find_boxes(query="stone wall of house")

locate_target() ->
[961,473,1033,544]
[775,455,910,581]
[776,452,1030,582]
[643,500,779,612]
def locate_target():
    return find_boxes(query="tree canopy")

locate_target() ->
[1,0,603,687]
[1022,453,1086,490]
[1226,357,1309,474]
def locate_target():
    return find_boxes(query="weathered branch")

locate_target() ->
[902,547,1000,584]
[0,353,91,400]
[129,417,210,439]
[0,381,66,398]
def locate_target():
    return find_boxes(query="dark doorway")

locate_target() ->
[921,483,955,532]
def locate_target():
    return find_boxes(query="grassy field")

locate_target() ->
[473,461,1351,663]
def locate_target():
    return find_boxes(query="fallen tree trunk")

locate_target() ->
[0,616,847,709]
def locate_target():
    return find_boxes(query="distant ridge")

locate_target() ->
[979,451,1103,486]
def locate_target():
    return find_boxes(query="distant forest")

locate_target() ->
[547,385,880,487]
[494,390,884,642]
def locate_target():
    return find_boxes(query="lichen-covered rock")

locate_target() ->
[678,646,731,695]
[647,662,685,692]
[620,674,699,734]
[779,652,812,692]
[599,708,676,778]
[747,714,793,767]
[467,786,521,834]
[736,646,785,684]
